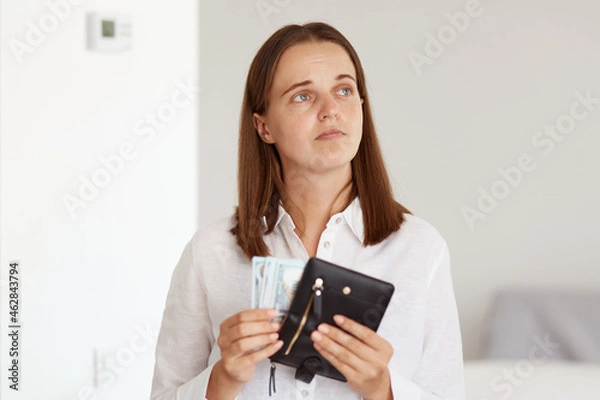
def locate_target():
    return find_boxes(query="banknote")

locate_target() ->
[261,257,276,309]
[251,256,266,309]
[251,256,305,315]
[272,259,304,315]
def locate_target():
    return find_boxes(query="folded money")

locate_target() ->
[252,256,305,316]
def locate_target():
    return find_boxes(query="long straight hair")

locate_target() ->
[231,22,411,259]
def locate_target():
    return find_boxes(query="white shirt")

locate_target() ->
[150,198,465,399]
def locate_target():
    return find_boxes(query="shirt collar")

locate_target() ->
[341,196,364,242]
[268,196,364,242]
[276,202,294,229]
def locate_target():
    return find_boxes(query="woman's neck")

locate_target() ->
[281,165,353,251]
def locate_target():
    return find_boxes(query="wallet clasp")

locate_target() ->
[284,277,324,355]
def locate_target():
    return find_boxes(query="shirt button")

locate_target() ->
[335,217,342,224]
[323,241,330,249]
[301,390,309,397]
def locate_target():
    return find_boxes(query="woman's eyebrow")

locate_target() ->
[280,74,357,98]
[281,80,312,98]
[336,74,356,83]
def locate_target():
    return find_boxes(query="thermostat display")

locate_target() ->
[87,12,132,51]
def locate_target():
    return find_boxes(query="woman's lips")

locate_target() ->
[316,129,344,140]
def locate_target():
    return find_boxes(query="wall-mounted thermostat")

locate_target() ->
[87,12,132,52]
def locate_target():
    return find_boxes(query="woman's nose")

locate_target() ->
[318,95,339,120]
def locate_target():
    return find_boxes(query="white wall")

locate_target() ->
[0,0,198,399]
[198,0,600,360]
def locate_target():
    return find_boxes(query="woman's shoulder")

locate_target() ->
[188,213,241,258]
[194,214,236,239]
[395,212,448,251]
[380,213,452,280]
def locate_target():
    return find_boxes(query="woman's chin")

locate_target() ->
[304,154,353,175]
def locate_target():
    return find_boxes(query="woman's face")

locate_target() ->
[253,41,363,178]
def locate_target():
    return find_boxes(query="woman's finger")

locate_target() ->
[221,308,280,330]
[331,315,388,351]
[221,331,280,358]
[220,320,280,344]
[313,341,359,381]
[313,323,373,361]
[311,329,365,372]
[245,339,284,364]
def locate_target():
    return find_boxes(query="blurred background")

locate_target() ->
[1,0,598,399]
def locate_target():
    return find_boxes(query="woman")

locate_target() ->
[151,22,465,400]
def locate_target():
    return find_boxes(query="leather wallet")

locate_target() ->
[269,257,395,385]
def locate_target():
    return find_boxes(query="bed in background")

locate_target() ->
[465,290,600,399]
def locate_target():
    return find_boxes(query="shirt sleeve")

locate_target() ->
[389,241,466,400]
[150,235,216,400]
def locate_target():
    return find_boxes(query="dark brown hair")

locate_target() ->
[231,22,411,259]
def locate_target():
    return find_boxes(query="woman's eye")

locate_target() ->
[293,93,309,102]
[338,87,352,96]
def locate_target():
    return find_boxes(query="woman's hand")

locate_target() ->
[207,309,283,400]
[310,315,393,400]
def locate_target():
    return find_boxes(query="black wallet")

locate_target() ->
[269,257,395,385]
